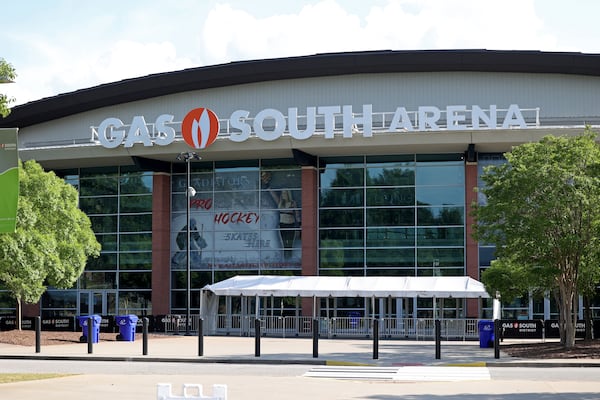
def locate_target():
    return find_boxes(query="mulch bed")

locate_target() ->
[0,330,168,346]
[501,339,600,359]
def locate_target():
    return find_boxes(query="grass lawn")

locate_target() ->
[0,373,75,384]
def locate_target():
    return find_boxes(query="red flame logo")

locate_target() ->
[182,108,220,149]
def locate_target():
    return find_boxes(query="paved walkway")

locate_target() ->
[0,334,598,366]
[2,335,600,400]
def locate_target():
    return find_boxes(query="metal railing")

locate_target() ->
[167,315,482,340]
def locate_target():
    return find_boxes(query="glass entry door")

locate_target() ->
[79,290,117,315]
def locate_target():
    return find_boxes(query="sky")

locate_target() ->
[1,0,599,106]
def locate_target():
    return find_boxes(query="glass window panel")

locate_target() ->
[366,165,415,186]
[42,291,77,308]
[367,187,414,206]
[86,253,117,270]
[320,166,364,188]
[366,208,414,226]
[79,176,119,196]
[119,272,151,289]
[417,227,464,246]
[417,248,464,267]
[320,229,364,247]
[319,268,364,276]
[214,170,259,191]
[79,272,116,289]
[319,188,363,207]
[0,291,15,308]
[417,267,464,277]
[416,186,464,206]
[366,248,415,268]
[90,215,117,233]
[367,269,415,277]
[120,172,153,194]
[119,252,152,270]
[416,164,464,186]
[79,197,118,214]
[79,166,118,177]
[120,195,153,213]
[118,291,152,314]
[479,246,497,267]
[417,207,464,226]
[119,233,152,251]
[120,214,152,232]
[366,228,415,247]
[320,248,363,268]
[214,191,258,210]
[319,209,363,227]
[260,169,301,189]
[95,234,117,251]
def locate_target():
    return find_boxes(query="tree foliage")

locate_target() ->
[474,129,600,348]
[0,160,101,320]
[0,58,16,117]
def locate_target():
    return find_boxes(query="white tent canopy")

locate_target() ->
[202,275,490,299]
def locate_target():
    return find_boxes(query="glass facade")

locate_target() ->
[41,166,154,318]
[319,154,466,277]
[170,160,302,315]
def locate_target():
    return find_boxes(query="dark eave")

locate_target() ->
[2,49,600,128]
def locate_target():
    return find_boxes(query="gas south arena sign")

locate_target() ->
[95,104,530,149]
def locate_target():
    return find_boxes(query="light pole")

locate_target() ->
[177,151,200,335]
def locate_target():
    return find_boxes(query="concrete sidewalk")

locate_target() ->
[1,334,599,367]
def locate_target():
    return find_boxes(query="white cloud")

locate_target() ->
[3,0,565,105]
[201,0,558,64]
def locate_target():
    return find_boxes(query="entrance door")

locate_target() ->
[79,291,117,315]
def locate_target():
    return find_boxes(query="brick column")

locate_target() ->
[465,162,480,318]
[301,166,318,316]
[152,172,171,316]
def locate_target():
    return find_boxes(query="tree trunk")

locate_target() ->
[559,283,576,348]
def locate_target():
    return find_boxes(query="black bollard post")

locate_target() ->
[35,316,41,353]
[142,317,149,356]
[312,319,319,358]
[254,318,261,357]
[198,318,204,357]
[494,319,500,359]
[435,319,441,360]
[87,316,93,354]
[373,319,379,360]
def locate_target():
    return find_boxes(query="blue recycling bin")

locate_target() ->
[77,315,101,343]
[115,314,139,341]
[478,320,495,348]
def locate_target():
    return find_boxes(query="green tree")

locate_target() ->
[474,129,600,348]
[0,58,16,117]
[0,160,101,328]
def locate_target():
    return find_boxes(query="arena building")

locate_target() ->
[1,49,600,335]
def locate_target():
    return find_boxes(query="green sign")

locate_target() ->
[0,128,18,233]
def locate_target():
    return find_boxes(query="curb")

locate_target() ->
[2,354,599,368]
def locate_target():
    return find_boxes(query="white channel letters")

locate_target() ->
[95,104,528,148]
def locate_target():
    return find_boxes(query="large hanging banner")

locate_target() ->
[0,128,18,233]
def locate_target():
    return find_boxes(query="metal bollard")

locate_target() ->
[87,316,93,354]
[254,318,261,357]
[494,319,500,359]
[35,316,41,353]
[143,317,149,356]
[312,319,319,358]
[435,319,441,359]
[372,319,379,360]
[198,318,204,357]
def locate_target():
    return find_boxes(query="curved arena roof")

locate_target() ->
[2,49,600,129]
